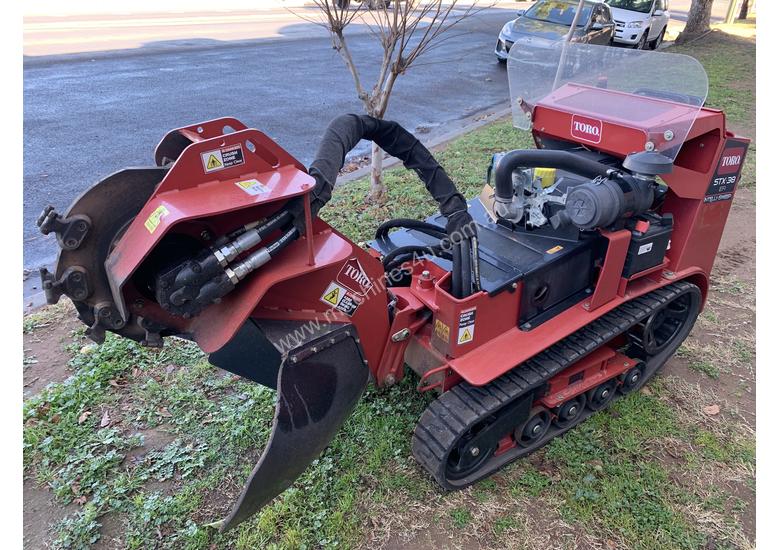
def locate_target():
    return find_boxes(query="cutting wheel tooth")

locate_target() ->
[86,325,106,344]
[36,205,54,228]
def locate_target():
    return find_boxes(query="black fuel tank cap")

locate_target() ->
[623,151,674,176]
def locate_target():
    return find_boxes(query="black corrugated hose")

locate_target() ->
[286,113,480,299]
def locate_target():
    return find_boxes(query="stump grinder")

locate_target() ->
[37,44,750,529]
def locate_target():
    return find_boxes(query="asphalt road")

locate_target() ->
[23,7,518,273]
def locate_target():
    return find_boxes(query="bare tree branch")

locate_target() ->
[294,0,487,199]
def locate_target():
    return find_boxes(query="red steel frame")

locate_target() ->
[106,85,749,392]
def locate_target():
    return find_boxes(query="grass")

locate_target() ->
[23,25,756,550]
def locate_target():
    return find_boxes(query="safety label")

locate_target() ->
[546,245,563,255]
[320,281,362,316]
[235,178,268,196]
[201,144,245,174]
[434,319,450,343]
[638,243,653,255]
[144,205,169,234]
[457,307,476,345]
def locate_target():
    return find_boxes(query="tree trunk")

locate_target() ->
[676,0,715,43]
[366,82,396,202]
[738,0,752,19]
[368,141,386,201]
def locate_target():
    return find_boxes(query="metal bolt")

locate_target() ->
[421,270,431,280]
[392,328,410,342]
[623,362,629,367]
[511,282,518,290]
[532,424,541,435]
[644,141,655,151]
[470,447,480,457]
[663,129,675,141]
[134,299,145,309]
[601,388,609,399]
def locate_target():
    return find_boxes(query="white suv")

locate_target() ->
[606,0,670,49]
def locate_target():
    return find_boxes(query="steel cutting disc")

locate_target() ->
[51,167,168,341]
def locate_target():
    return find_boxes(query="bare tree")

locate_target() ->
[303,0,483,200]
[676,0,715,43]
[738,0,754,20]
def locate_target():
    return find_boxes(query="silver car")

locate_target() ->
[496,0,615,63]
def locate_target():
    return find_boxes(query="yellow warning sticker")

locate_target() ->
[235,178,269,196]
[458,328,472,344]
[546,245,563,254]
[434,319,450,343]
[320,281,361,316]
[322,286,341,305]
[144,205,169,234]
[206,154,222,170]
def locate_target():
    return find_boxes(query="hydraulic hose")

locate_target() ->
[382,243,452,273]
[375,219,447,240]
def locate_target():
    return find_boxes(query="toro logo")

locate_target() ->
[717,147,744,175]
[571,114,603,144]
[337,258,373,296]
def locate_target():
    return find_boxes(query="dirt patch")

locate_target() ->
[24,478,77,550]
[23,307,83,398]
[94,514,127,550]
[381,524,485,550]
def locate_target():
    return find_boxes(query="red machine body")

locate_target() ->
[104,91,748,395]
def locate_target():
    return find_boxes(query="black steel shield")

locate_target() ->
[216,322,368,531]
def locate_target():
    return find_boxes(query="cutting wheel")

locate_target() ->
[44,167,168,343]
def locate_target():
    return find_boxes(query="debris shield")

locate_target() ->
[215,322,368,531]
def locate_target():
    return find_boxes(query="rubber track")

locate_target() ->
[411,281,695,489]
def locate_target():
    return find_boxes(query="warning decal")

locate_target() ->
[201,144,245,174]
[235,178,269,196]
[457,307,476,345]
[434,319,450,343]
[207,154,221,170]
[320,281,362,316]
[144,205,169,234]
[546,245,563,255]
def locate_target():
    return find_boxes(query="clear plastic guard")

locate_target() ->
[507,41,708,160]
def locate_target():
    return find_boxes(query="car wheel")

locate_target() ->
[650,26,666,50]
[635,30,649,50]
